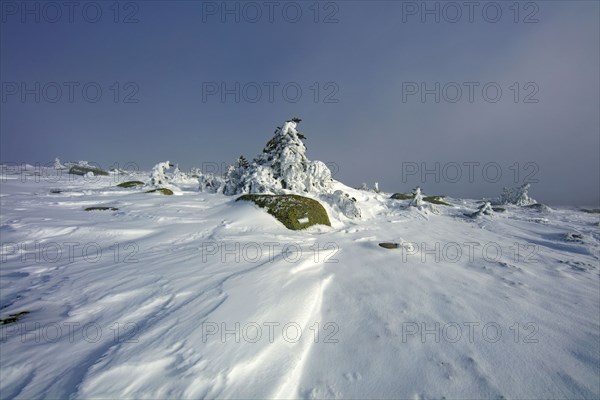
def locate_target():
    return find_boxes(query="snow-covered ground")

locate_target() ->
[1,166,598,399]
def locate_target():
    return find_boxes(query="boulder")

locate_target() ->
[68,165,109,176]
[237,194,331,230]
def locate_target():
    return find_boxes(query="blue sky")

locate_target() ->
[1,1,598,205]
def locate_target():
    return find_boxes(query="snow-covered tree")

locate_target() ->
[498,187,513,205]
[222,156,251,195]
[494,183,537,206]
[329,190,361,219]
[373,182,380,193]
[149,161,171,187]
[513,183,536,206]
[199,174,225,193]
[211,119,333,195]
[410,186,424,207]
[471,201,494,218]
[54,158,66,170]
[171,164,196,184]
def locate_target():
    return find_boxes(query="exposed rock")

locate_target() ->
[237,194,331,230]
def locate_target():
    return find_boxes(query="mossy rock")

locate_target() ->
[117,181,145,188]
[581,208,600,214]
[68,165,109,176]
[85,206,119,211]
[237,194,331,230]
[423,196,451,206]
[0,311,30,325]
[391,193,451,206]
[524,203,551,212]
[146,188,174,195]
[391,193,415,200]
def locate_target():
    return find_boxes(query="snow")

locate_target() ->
[1,166,599,399]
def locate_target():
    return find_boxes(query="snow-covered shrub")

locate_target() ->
[171,165,185,183]
[328,190,361,219]
[497,187,514,205]
[54,158,66,170]
[170,165,198,185]
[470,202,494,218]
[149,161,172,187]
[513,183,536,206]
[410,187,424,207]
[199,174,225,193]
[222,156,251,195]
[494,183,536,206]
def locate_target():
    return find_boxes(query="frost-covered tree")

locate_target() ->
[498,187,514,205]
[359,183,369,191]
[329,190,361,219]
[373,182,380,193]
[149,161,171,187]
[171,164,196,184]
[513,183,536,206]
[410,186,424,207]
[470,201,494,218]
[199,174,225,193]
[222,156,251,195]
[54,158,66,170]
[219,119,333,195]
[494,183,537,206]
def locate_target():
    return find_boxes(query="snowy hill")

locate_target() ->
[1,154,599,398]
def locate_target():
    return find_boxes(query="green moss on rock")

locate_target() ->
[146,188,174,195]
[423,196,452,206]
[69,165,109,176]
[117,181,145,188]
[236,194,331,230]
[390,193,415,200]
[391,193,451,206]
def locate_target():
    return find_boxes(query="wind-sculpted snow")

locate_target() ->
[0,167,599,399]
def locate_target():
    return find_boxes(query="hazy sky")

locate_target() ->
[1,1,598,205]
